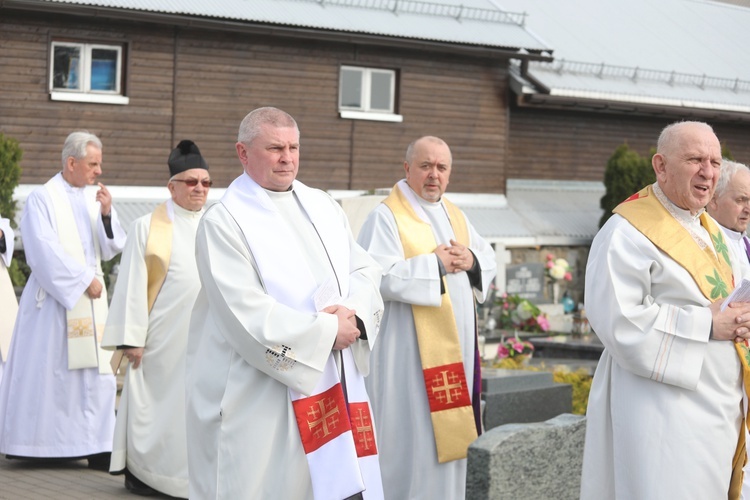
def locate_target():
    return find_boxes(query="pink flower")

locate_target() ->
[512,342,524,353]
[546,253,555,261]
[501,292,508,299]
[564,272,572,281]
[503,302,509,310]
[536,315,550,332]
[497,345,510,358]
[545,261,554,269]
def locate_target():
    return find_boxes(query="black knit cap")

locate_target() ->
[168,140,209,176]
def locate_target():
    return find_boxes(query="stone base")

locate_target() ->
[481,368,572,431]
[468,414,586,500]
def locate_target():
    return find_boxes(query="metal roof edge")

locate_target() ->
[0,0,554,60]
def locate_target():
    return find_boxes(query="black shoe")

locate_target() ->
[87,452,111,471]
[125,470,159,497]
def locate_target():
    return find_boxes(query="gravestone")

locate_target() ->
[482,368,572,430]
[505,263,544,302]
[467,414,586,500]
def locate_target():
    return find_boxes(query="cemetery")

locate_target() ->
[469,247,599,499]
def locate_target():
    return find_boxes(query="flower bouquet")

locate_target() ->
[495,334,535,368]
[496,336,535,360]
[545,253,573,282]
[495,293,550,333]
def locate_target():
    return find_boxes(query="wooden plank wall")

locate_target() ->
[507,105,750,183]
[1,10,511,194]
[0,11,175,186]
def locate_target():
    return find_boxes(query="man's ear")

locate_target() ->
[652,153,667,182]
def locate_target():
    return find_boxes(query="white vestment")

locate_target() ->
[0,173,125,457]
[103,200,201,498]
[720,224,750,500]
[357,191,496,500]
[581,208,745,499]
[186,176,383,500]
[0,216,17,386]
[719,224,750,279]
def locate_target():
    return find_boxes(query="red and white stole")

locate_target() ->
[221,173,383,500]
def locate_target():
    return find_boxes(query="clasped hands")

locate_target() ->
[435,239,474,274]
[709,301,750,342]
[323,304,360,350]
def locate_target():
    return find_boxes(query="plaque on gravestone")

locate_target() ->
[505,263,545,302]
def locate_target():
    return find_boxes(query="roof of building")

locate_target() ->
[498,0,750,117]
[13,0,551,56]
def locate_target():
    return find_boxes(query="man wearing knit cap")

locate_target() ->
[102,140,211,497]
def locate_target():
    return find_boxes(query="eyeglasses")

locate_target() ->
[172,178,213,188]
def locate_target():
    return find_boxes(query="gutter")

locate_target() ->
[1,0,554,62]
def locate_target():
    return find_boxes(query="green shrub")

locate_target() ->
[599,144,654,228]
[0,133,25,287]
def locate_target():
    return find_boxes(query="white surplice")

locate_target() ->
[356,191,496,500]
[581,209,745,500]
[0,216,18,386]
[0,173,125,457]
[719,224,750,500]
[186,177,383,500]
[102,200,201,498]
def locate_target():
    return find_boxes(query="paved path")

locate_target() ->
[0,456,173,499]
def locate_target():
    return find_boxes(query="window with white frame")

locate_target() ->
[49,41,129,105]
[338,66,402,122]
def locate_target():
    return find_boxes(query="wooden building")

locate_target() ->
[0,0,551,193]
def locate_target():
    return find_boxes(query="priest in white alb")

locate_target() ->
[102,140,211,498]
[707,159,750,277]
[185,107,384,499]
[582,121,750,499]
[0,215,18,386]
[357,136,496,500]
[0,131,125,470]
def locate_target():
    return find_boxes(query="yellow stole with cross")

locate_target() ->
[108,201,172,373]
[383,182,477,463]
[614,184,750,499]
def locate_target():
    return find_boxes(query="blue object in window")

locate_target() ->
[91,50,117,91]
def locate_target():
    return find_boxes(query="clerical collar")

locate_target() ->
[59,172,86,193]
[652,183,705,224]
[406,185,442,209]
[651,182,716,253]
[173,201,204,218]
[264,187,295,199]
[718,223,745,241]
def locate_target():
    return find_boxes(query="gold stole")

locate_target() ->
[144,202,172,313]
[383,183,477,463]
[109,202,172,373]
[45,178,111,374]
[614,185,750,499]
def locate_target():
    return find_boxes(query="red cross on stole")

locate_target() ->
[423,362,472,412]
[292,383,351,454]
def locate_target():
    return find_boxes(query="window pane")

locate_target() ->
[90,49,118,91]
[52,46,81,90]
[370,72,393,111]
[340,69,363,108]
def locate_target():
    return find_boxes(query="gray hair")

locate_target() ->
[404,136,452,165]
[656,120,714,155]
[714,159,750,199]
[61,131,102,167]
[237,107,299,144]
